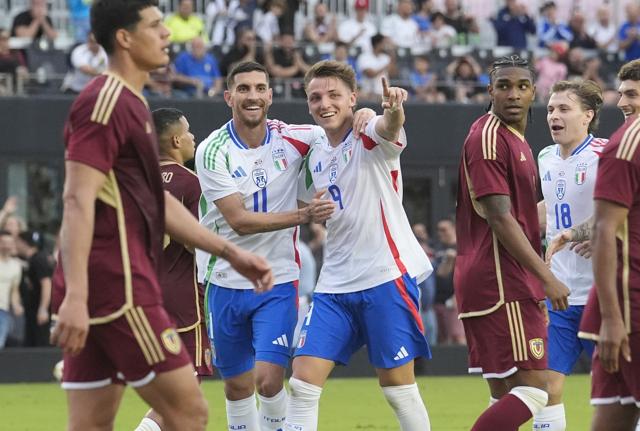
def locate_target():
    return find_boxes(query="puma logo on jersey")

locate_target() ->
[520,152,527,162]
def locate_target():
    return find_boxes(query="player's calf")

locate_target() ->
[472,386,548,431]
[382,383,431,431]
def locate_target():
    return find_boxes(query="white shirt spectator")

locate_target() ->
[338,17,377,52]
[381,14,420,49]
[431,23,457,48]
[253,9,280,43]
[357,51,390,96]
[65,42,108,93]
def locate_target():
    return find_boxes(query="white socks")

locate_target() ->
[284,377,323,431]
[382,383,431,431]
[258,387,287,430]
[510,386,549,417]
[227,394,261,431]
[533,403,566,430]
[135,417,161,431]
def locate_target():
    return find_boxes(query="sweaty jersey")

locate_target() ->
[455,113,544,318]
[52,73,166,324]
[195,119,324,289]
[159,161,204,331]
[300,116,432,294]
[580,116,640,338]
[538,134,608,305]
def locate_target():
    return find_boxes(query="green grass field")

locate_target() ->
[1,375,593,430]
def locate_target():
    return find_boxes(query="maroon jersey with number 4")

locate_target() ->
[455,113,544,318]
[159,161,205,330]
[52,73,166,323]
[580,116,640,338]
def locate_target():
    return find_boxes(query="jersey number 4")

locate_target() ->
[554,203,572,229]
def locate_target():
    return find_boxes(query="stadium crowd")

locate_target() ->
[0,0,638,101]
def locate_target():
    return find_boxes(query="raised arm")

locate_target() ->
[479,194,570,310]
[374,77,407,143]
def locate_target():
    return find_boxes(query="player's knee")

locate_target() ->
[510,386,549,416]
[288,376,322,402]
[167,394,208,430]
[224,377,255,400]
[256,375,284,398]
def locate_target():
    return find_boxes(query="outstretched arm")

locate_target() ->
[545,216,593,263]
[374,77,407,143]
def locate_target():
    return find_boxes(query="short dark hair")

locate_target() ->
[618,59,640,81]
[550,80,603,133]
[489,55,535,84]
[226,61,269,89]
[18,230,41,248]
[371,33,385,49]
[91,0,159,55]
[152,108,185,153]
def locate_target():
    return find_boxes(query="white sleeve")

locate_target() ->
[364,115,408,157]
[71,46,86,68]
[195,143,239,204]
[283,124,323,156]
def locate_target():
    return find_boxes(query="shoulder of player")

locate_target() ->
[160,161,197,178]
[610,117,640,162]
[465,114,508,158]
[196,127,232,168]
[537,144,555,162]
[76,74,145,126]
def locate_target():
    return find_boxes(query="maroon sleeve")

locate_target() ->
[65,97,123,174]
[184,173,201,219]
[465,130,510,199]
[594,155,640,209]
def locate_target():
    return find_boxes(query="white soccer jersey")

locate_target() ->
[300,116,432,294]
[195,119,324,289]
[538,134,608,305]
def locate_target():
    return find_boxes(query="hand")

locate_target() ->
[2,196,17,214]
[304,190,336,223]
[538,300,549,326]
[598,317,631,373]
[545,229,573,264]
[381,77,407,112]
[37,307,49,325]
[544,276,570,311]
[444,248,457,260]
[224,246,274,293]
[50,297,89,356]
[352,108,376,138]
[12,303,24,317]
[570,240,592,259]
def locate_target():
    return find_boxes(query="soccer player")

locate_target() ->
[195,61,373,430]
[533,80,607,431]
[454,55,570,431]
[49,2,272,431]
[287,61,433,431]
[134,108,214,431]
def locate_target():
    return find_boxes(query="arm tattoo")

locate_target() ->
[480,194,512,218]
[569,217,593,242]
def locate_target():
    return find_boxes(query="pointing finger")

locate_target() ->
[381,76,389,98]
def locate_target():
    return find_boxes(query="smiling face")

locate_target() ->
[225,70,272,129]
[489,66,535,131]
[306,76,356,138]
[617,79,640,119]
[547,90,593,148]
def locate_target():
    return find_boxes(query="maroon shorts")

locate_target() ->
[179,320,214,377]
[462,299,548,378]
[61,305,191,389]
[591,332,640,407]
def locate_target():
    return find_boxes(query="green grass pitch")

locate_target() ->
[1,375,592,430]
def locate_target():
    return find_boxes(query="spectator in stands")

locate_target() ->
[442,0,472,44]
[619,3,640,61]
[589,5,617,53]
[445,55,484,103]
[566,46,586,80]
[0,197,17,229]
[0,230,23,349]
[410,56,444,103]
[207,0,254,46]
[429,11,457,49]
[265,32,310,97]
[433,218,465,345]
[0,29,27,95]
[413,0,433,34]
[535,42,568,102]
[492,0,535,49]
[219,26,264,77]
[357,33,393,100]
[145,64,193,99]
[165,0,207,44]
[303,2,337,45]
[67,0,91,42]
[582,56,606,90]
[254,0,285,44]
[10,0,58,42]
[537,1,572,48]
[324,41,359,82]
[338,0,377,53]
[15,231,51,347]
[174,36,223,97]
[568,11,596,50]
[381,0,420,50]
[62,33,108,94]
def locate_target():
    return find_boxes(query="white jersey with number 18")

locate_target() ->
[538,134,608,305]
[300,116,432,294]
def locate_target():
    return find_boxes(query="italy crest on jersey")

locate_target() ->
[272,147,288,171]
[252,168,267,188]
[342,140,353,163]
[575,163,587,185]
[555,179,566,200]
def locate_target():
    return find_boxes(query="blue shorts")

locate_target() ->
[206,281,298,379]
[546,301,595,375]
[294,274,431,368]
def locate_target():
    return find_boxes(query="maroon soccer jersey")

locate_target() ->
[455,113,544,317]
[580,116,640,338]
[159,161,205,330]
[52,73,166,323]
